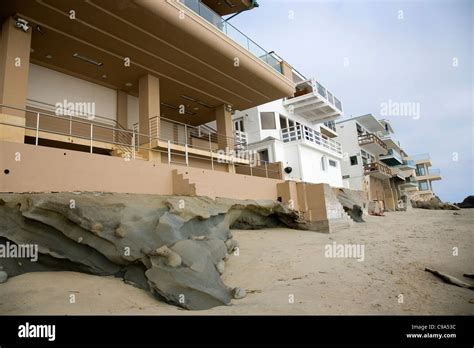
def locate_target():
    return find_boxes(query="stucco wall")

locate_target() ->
[0,141,283,200]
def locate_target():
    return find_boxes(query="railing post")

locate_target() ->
[90,123,93,154]
[209,132,214,170]
[35,112,40,146]
[69,114,72,136]
[265,161,268,178]
[250,162,253,176]
[167,140,171,164]
[132,130,136,160]
[185,144,189,166]
[184,124,188,146]
[149,120,152,150]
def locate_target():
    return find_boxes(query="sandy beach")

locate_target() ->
[0,209,473,315]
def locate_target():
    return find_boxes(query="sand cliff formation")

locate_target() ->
[0,193,310,310]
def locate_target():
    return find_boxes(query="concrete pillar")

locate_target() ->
[117,90,128,128]
[138,74,160,145]
[0,17,32,142]
[215,104,234,151]
[280,60,293,82]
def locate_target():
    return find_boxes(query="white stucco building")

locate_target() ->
[231,69,345,187]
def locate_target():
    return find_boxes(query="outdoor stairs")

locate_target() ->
[333,188,367,222]
[172,169,216,199]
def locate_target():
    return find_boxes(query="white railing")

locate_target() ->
[281,124,342,155]
[285,78,343,113]
[133,117,248,154]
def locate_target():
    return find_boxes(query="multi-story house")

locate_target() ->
[0,0,295,177]
[335,114,415,211]
[231,67,344,187]
[406,153,442,197]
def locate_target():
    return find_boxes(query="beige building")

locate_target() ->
[405,153,442,197]
[0,0,352,233]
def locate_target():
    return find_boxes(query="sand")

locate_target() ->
[0,209,473,315]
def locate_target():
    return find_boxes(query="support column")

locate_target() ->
[117,90,128,128]
[215,104,234,151]
[0,17,32,142]
[138,74,160,146]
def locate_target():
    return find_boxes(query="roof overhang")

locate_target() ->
[1,0,294,126]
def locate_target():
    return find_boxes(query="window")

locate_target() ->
[350,156,358,166]
[418,180,429,191]
[356,123,364,136]
[279,115,287,130]
[416,164,426,176]
[342,175,350,179]
[260,112,276,130]
[234,118,244,132]
[258,149,269,162]
[329,159,337,167]
[321,156,327,171]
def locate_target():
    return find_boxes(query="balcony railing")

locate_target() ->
[181,0,282,74]
[281,124,342,155]
[428,168,441,176]
[364,161,392,176]
[400,159,416,169]
[133,116,248,154]
[286,78,343,112]
[0,103,284,179]
[323,120,336,132]
[381,148,403,164]
[410,153,431,162]
[358,133,387,151]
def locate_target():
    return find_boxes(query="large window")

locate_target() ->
[416,164,426,176]
[418,180,429,191]
[260,112,276,130]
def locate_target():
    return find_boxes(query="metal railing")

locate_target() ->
[357,132,388,151]
[0,103,284,180]
[364,161,392,176]
[380,148,403,164]
[323,120,337,132]
[285,78,343,112]
[133,116,248,154]
[281,124,342,155]
[410,153,431,162]
[181,0,282,74]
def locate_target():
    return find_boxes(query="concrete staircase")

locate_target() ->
[172,169,217,199]
[332,187,368,222]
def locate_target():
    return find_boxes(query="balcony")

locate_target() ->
[427,168,442,181]
[399,176,418,191]
[320,120,338,138]
[358,133,387,155]
[397,159,416,170]
[281,124,342,157]
[282,78,343,123]
[182,0,282,74]
[377,130,401,150]
[408,153,432,166]
[379,148,403,166]
[364,161,392,179]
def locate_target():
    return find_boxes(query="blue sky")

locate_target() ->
[228,0,473,202]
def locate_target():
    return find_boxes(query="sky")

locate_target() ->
[227,0,473,203]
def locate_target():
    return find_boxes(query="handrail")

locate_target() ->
[358,132,388,151]
[181,0,282,74]
[364,161,392,176]
[0,103,282,178]
[26,98,129,131]
[281,124,342,155]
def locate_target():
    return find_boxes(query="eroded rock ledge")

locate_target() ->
[0,193,304,310]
